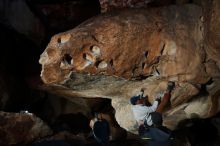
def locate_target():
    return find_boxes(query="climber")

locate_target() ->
[130,89,161,127]
[140,112,173,146]
[130,81,175,128]
[89,113,110,146]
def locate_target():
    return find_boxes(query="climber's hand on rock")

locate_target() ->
[155,94,161,101]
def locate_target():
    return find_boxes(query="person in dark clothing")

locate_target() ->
[139,112,173,146]
[89,113,110,146]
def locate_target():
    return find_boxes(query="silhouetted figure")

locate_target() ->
[89,113,110,146]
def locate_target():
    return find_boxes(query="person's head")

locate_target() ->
[130,95,148,105]
[90,113,104,129]
[130,95,144,105]
[95,112,103,120]
[151,112,163,126]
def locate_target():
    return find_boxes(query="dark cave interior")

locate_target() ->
[0,0,220,146]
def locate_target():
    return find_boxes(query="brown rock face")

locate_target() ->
[39,3,220,132]
[205,0,220,70]
[40,5,208,85]
[0,111,52,146]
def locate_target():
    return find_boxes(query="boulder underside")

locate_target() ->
[39,2,220,132]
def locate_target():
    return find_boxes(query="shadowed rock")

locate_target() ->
[0,111,52,146]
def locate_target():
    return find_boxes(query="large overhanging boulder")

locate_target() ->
[39,5,208,84]
[39,3,220,132]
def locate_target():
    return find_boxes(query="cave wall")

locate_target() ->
[0,0,220,145]
[0,0,101,111]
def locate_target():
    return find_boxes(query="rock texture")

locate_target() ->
[205,0,220,71]
[39,2,220,132]
[40,6,208,84]
[99,0,152,12]
[0,111,52,146]
[98,0,191,13]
